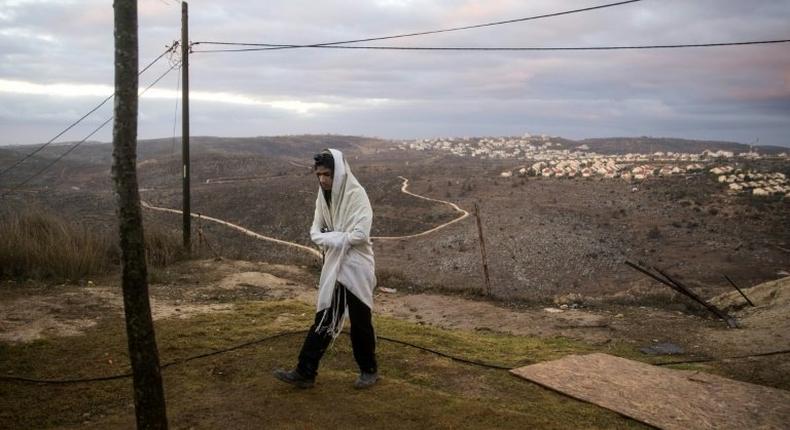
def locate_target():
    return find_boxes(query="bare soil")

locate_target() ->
[2,260,788,391]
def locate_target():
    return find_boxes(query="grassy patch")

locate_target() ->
[1,300,651,429]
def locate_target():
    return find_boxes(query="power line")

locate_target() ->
[1,62,181,198]
[0,96,113,178]
[0,43,179,179]
[141,43,178,76]
[192,38,790,53]
[168,38,182,156]
[192,0,643,51]
[170,69,181,156]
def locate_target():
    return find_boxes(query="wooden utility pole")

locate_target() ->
[181,0,191,253]
[112,0,169,428]
[473,202,492,296]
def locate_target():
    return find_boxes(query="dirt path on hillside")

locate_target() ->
[141,176,469,255]
[372,176,469,240]
[141,200,323,258]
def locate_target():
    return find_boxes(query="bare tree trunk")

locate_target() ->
[112,1,168,428]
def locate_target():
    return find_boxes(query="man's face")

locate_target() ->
[315,166,333,191]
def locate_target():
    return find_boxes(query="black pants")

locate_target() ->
[297,283,377,378]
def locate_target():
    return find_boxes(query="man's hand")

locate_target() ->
[312,231,347,250]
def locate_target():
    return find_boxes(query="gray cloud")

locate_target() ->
[1,0,789,147]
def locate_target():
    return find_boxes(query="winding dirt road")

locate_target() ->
[141,176,469,257]
[140,201,322,258]
[371,176,469,240]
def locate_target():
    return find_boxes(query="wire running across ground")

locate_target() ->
[0,330,515,385]
[3,326,788,385]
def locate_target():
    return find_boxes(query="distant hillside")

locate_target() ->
[0,145,105,188]
[0,135,394,190]
[0,135,392,172]
[150,134,392,159]
[575,137,787,155]
[2,135,786,185]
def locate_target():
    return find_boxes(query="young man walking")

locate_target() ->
[274,148,378,389]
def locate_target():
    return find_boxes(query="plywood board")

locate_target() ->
[511,353,790,430]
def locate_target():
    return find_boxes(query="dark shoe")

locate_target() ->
[354,372,379,389]
[273,368,315,389]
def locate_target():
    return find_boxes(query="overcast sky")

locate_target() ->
[1,0,789,147]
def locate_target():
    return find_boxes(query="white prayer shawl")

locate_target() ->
[310,149,376,335]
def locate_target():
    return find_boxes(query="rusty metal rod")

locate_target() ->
[624,261,738,328]
[624,261,695,305]
[652,266,738,328]
[625,260,682,292]
[724,274,755,307]
[631,262,706,310]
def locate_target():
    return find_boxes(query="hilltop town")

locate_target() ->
[398,134,790,197]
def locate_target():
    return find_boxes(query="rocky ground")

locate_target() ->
[373,155,789,304]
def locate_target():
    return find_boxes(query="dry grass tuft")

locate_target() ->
[0,207,186,281]
[0,208,115,280]
[144,223,185,267]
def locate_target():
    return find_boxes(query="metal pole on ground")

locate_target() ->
[724,274,755,307]
[625,261,738,328]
